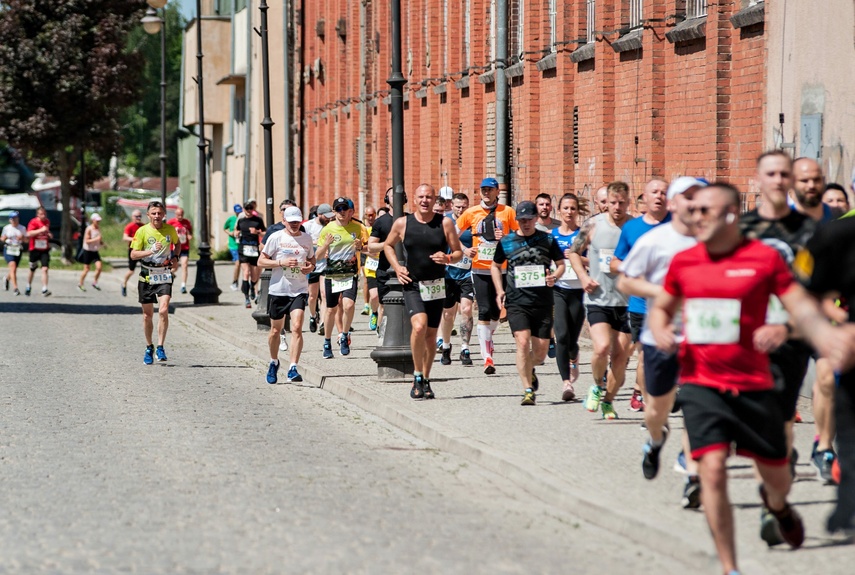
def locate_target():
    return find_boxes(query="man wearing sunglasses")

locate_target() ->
[121,209,144,297]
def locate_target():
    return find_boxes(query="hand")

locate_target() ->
[300,261,314,274]
[753,324,788,353]
[816,323,855,373]
[463,246,476,258]
[249,227,258,234]
[545,273,556,287]
[429,251,447,264]
[564,247,574,260]
[395,266,412,285]
[580,276,600,294]
[496,292,506,310]
[653,324,678,355]
[285,257,299,268]
[323,234,335,247]
[494,227,504,240]
[354,239,363,251]
[152,241,163,252]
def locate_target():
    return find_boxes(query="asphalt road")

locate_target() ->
[0,271,685,574]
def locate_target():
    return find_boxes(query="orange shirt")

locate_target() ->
[456,204,519,272]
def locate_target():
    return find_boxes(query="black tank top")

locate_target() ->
[403,213,448,282]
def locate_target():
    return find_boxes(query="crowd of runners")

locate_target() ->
[3,151,855,574]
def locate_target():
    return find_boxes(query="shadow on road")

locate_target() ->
[0,301,139,315]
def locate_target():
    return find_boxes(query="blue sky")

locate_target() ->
[179,0,195,19]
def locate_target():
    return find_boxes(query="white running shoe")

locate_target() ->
[279,334,288,352]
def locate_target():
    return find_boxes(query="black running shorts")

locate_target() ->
[138,280,172,304]
[642,344,679,397]
[506,305,553,340]
[268,293,308,321]
[402,283,445,328]
[586,304,631,334]
[324,277,358,307]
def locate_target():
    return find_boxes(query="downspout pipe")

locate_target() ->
[496,0,509,205]
[282,0,292,201]
[243,1,253,204]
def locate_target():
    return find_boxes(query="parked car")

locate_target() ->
[0,193,80,247]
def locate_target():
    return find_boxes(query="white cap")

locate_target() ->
[439,186,454,200]
[90,213,102,222]
[284,206,303,222]
[667,176,706,200]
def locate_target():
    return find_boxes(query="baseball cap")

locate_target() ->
[317,203,334,217]
[667,176,707,200]
[90,213,102,222]
[243,200,255,210]
[333,197,351,211]
[439,186,454,200]
[515,201,537,220]
[480,177,499,189]
[233,203,243,213]
[284,206,303,222]
[8,210,19,219]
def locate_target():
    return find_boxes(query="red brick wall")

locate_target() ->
[295,1,766,211]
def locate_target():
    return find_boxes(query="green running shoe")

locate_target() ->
[521,388,536,406]
[584,385,603,412]
[601,401,618,420]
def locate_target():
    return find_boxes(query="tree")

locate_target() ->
[0,0,145,261]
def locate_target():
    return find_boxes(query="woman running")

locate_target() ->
[2,211,27,295]
[78,213,105,291]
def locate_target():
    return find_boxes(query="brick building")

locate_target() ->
[296,0,768,213]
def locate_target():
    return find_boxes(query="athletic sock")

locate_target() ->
[460,343,469,351]
[270,358,279,365]
[489,319,498,333]
[442,342,451,350]
[290,363,297,370]
[413,371,423,378]
[241,280,250,296]
[650,436,665,448]
[477,324,493,359]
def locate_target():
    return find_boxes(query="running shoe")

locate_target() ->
[459,349,473,366]
[13,288,20,296]
[521,388,536,406]
[794,410,803,423]
[410,375,425,399]
[92,283,101,291]
[323,341,334,359]
[531,368,539,392]
[569,361,579,384]
[682,476,701,509]
[121,285,127,297]
[287,365,303,382]
[361,303,371,315]
[279,334,288,352]
[245,298,252,309]
[309,314,317,333]
[181,285,187,294]
[812,448,837,484]
[548,338,556,359]
[369,312,378,331]
[790,447,799,480]
[340,333,351,356]
[584,385,603,412]
[423,379,435,400]
[230,281,239,291]
[436,338,444,352]
[674,451,688,474]
[78,284,86,292]
[451,328,457,336]
[759,485,805,548]
[155,346,167,362]
[3,276,7,290]
[266,361,279,384]
[441,345,452,365]
[318,323,325,336]
[561,382,576,402]
[483,357,495,375]
[250,288,257,301]
[25,286,31,296]
[629,389,645,412]
[143,345,154,365]
[642,427,669,480]
[42,289,51,297]
[601,401,618,420]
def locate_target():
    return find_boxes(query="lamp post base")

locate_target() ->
[252,269,272,330]
[369,277,414,380]
[190,245,221,304]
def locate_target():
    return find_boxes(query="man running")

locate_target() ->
[2,211,26,295]
[77,213,105,291]
[315,197,368,358]
[121,210,144,297]
[649,182,850,574]
[369,188,407,341]
[235,200,266,308]
[24,207,52,297]
[130,200,179,364]
[384,184,462,399]
[303,203,334,334]
[439,192,475,365]
[569,181,633,420]
[492,201,564,405]
[360,205,378,320]
[224,203,243,291]
[456,177,519,374]
[611,178,671,412]
[167,207,193,294]
[822,183,849,212]
[258,206,315,384]
[534,193,560,231]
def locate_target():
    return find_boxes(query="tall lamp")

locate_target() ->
[141,0,167,205]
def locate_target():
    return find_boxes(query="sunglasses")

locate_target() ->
[334,206,349,212]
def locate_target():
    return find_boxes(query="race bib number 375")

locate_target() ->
[514,265,546,288]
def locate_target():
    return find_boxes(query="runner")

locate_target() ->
[492,201,564,406]
[235,200,266,308]
[439,192,475,366]
[551,193,585,401]
[384,184,462,399]
[257,206,315,384]
[303,203,334,334]
[130,200,179,365]
[616,177,704,497]
[568,181,633,420]
[822,183,849,213]
[611,179,671,413]
[224,203,243,291]
[534,193,560,232]
[315,197,368,358]
[649,182,850,573]
[121,210,144,297]
[360,205,378,319]
[24,207,52,297]
[592,185,609,215]
[1,211,26,295]
[166,207,193,294]
[77,213,105,291]
[456,177,519,374]
[368,187,406,341]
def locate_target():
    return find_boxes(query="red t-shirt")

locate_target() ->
[663,239,794,393]
[123,222,143,246]
[27,217,50,251]
[167,217,193,250]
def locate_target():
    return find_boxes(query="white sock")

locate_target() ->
[477,324,493,359]
[290,363,297,369]
[442,342,451,350]
[270,358,279,365]
[460,343,469,351]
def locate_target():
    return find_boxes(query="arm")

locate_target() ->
[616,274,661,300]
[546,260,565,287]
[491,261,506,309]
[383,219,410,284]
[432,218,463,265]
[313,232,335,261]
[779,283,855,371]
[648,288,682,354]
[609,257,623,275]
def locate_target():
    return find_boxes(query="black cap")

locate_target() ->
[515,201,537,220]
[333,197,351,211]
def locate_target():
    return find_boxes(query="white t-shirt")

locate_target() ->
[303,217,326,273]
[618,223,697,346]
[83,225,102,252]
[2,223,26,246]
[263,229,315,297]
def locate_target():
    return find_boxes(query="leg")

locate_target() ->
[269,317,285,362]
[459,298,474,349]
[422,327,440,379]
[646,389,677,443]
[93,260,102,283]
[553,289,572,382]
[8,261,18,290]
[410,313,430,374]
[289,309,305,365]
[829,381,855,531]
[513,329,534,391]
[308,282,320,318]
[369,286,379,312]
[814,358,836,452]
[698,449,738,574]
[141,303,154,346]
[324,303,338,338]
[756,461,793,513]
[341,296,356,333]
[588,323,612,384]
[27,264,35,287]
[157,295,171,346]
[530,336,550,371]
[41,265,48,289]
[604,331,633,402]
[79,265,89,286]
[440,302,458,345]
[181,255,189,284]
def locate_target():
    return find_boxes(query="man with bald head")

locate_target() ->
[593,185,609,215]
[790,157,839,223]
[167,207,194,294]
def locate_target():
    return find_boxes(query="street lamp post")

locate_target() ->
[189,0,221,304]
[141,1,167,206]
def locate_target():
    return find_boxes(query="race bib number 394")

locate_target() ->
[684,298,741,344]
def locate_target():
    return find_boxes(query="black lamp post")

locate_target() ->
[370,0,414,379]
[251,0,276,329]
[189,0,221,304]
[140,0,168,206]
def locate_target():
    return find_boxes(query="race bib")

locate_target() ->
[282,266,303,279]
[419,278,446,301]
[331,277,352,293]
[765,295,789,325]
[177,232,187,244]
[147,267,172,285]
[478,241,498,262]
[34,238,48,250]
[241,244,259,257]
[684,298,741,344]
[5,244,21,256]
[364,256,380,272]
[514,264,546,288]
[551,261,577,280]
[448,254,472,270]
[598,248,614,271]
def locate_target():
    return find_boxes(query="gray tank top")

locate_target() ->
[584,217,629,307]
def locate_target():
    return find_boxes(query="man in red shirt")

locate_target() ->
[649,183,855,574]
[25,207,52,296]
[121,210,144,297]
[167,207,193,294]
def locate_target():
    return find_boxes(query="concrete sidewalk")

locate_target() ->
[102,263,850,574]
